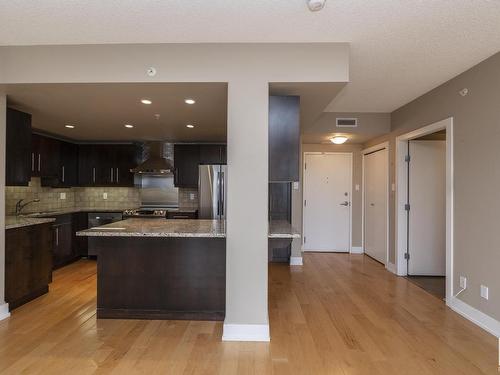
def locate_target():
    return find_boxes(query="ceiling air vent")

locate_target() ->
[336,118,358,128]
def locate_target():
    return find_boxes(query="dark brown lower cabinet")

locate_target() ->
[268,183,292,262]
[52,214,80,269]
[73,212,89,257]
[166,210,198,219]
[5,223,53,310]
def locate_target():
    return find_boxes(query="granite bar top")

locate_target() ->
[77,219,226,238]
[77,218,300,239]
[269,221,301,239]
[6,216,56,230]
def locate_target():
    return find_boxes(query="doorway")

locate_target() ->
[303,153,352,252]
[362,144,389,265]
[406,132,446,299]
[395,118,453,304]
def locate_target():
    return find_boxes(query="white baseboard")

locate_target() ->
[449,297,500,338]
[385,262,397,274]
[350,247,364,254]
[289,256,303,266]
[222,323,270,342]
[0,303,10,321]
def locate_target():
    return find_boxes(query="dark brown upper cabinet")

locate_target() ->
[199,144,227,165]
[174,144,200,188]
[78,144,140,187]
[58,141,79,187]
[269,96,300,182]
[32,133,61,183]
[6,108,32,186]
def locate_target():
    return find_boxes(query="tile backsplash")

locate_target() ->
[5,178,141,215]
[178,188,199,209]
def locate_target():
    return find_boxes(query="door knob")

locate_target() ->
[340,201,349,206]
[370,203,375,206]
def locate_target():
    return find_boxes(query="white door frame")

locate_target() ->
[395,117,454,305]
[302,152,353,253]
[361,142,391,271]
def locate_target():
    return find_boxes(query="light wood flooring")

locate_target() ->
[0,254,497,374]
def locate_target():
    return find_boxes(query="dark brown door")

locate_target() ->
[174,145,200,188]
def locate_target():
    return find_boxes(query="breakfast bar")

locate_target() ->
[77,219,299,321]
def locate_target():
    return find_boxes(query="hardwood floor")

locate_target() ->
[0,254,497,374]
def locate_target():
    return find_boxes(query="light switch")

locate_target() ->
[355,184,360,191]
[60,192,66,200]
[391,183,396,191]
[293,182,299,190]
[103,192,108,200]
[190,193,195,200]
[480,285,489,300]
[459,276,467,289]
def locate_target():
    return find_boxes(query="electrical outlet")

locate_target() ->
[103,192,108,200]
[391,183,396,191]
[355,184,360,191]
[293,181,299,190]
[60,192,66,200]
[189,193,195,201]
[480,285,489,300]
[460,276,467,289]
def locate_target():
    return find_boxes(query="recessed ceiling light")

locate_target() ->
[141,99,152,105]
[65,124,75,129]
[186,124,195,129]
[124,124,134,128]
[184,98,196,105]
[330,136,348,144]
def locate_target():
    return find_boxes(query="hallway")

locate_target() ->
[0,254,496,374]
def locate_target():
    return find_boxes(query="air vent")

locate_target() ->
[336,118,358,127]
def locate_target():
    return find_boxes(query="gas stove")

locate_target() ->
[123,208,168,218]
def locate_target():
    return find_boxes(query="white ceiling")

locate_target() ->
[4,83,228,142]
[1,1,499,113]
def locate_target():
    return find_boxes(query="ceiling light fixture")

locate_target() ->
[330,136,348,144]
[65,124,75,129]
[307,0,326,12]
[186,124,195,129]
[124,124,134,128]
[141,99,152,105]
[184,98,196,105]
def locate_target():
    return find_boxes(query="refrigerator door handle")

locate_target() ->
[220,171,225,217]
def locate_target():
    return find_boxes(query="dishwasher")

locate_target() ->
[88,212,123,228]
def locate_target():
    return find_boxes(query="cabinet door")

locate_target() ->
[37,135,61,179]
[269,96,300,182]
[174,145,200,188]
[5,228,31,303]
[78,145,99,186]
[53,215,75,269]
[6,108,32,186]
[199,145,226,165]
[59,141,78,187]
[269,183,291,221]
[115,144,140,187]
[30,223,53,288]
[73,212,89,257]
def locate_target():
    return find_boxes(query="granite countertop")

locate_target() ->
[269,221,301,239]
[25,207,197,218]
[77,218,300,239]
[6,216,56,230]
[77,218,226,238]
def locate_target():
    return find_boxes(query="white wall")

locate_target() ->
[0,95,6,318]
[0,43,349,338]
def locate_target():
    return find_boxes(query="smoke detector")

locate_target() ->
[307,0,326,11]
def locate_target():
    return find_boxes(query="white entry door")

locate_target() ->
[364,149,388,264]
[408,140,446,276]
[303,153,351,252]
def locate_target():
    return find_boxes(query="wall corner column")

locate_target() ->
[0,94,10,321]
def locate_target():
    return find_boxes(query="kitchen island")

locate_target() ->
[77,219,298,321]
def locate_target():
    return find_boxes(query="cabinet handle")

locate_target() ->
[38,154,41,172]
[62,166,65,183]
[31,153,35,172]
[110,167,114,183]
[173,215,190,219]
[116,168,119,183]
[55,227,59,246]
[92,167,96,183]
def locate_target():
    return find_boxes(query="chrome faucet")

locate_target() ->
[15,198,40,215]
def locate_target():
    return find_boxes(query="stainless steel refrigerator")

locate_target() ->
[198,165,227,220]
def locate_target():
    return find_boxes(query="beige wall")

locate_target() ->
[0,95,6,311]
[365,51,500,321]
[0,43,349,332]
[291,142,363,258]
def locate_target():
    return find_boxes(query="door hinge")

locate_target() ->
[304,163,307,170]
[404,204,410,211]
[404,252,410,260]
[405,154,411,162]
[304,200,307,207]
[304,236,306,244]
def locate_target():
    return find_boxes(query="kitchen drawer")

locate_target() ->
[166,211,198,219]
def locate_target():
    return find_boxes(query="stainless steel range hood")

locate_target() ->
[131,142,174,175]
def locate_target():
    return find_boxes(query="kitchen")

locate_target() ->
[4,83,300,319]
